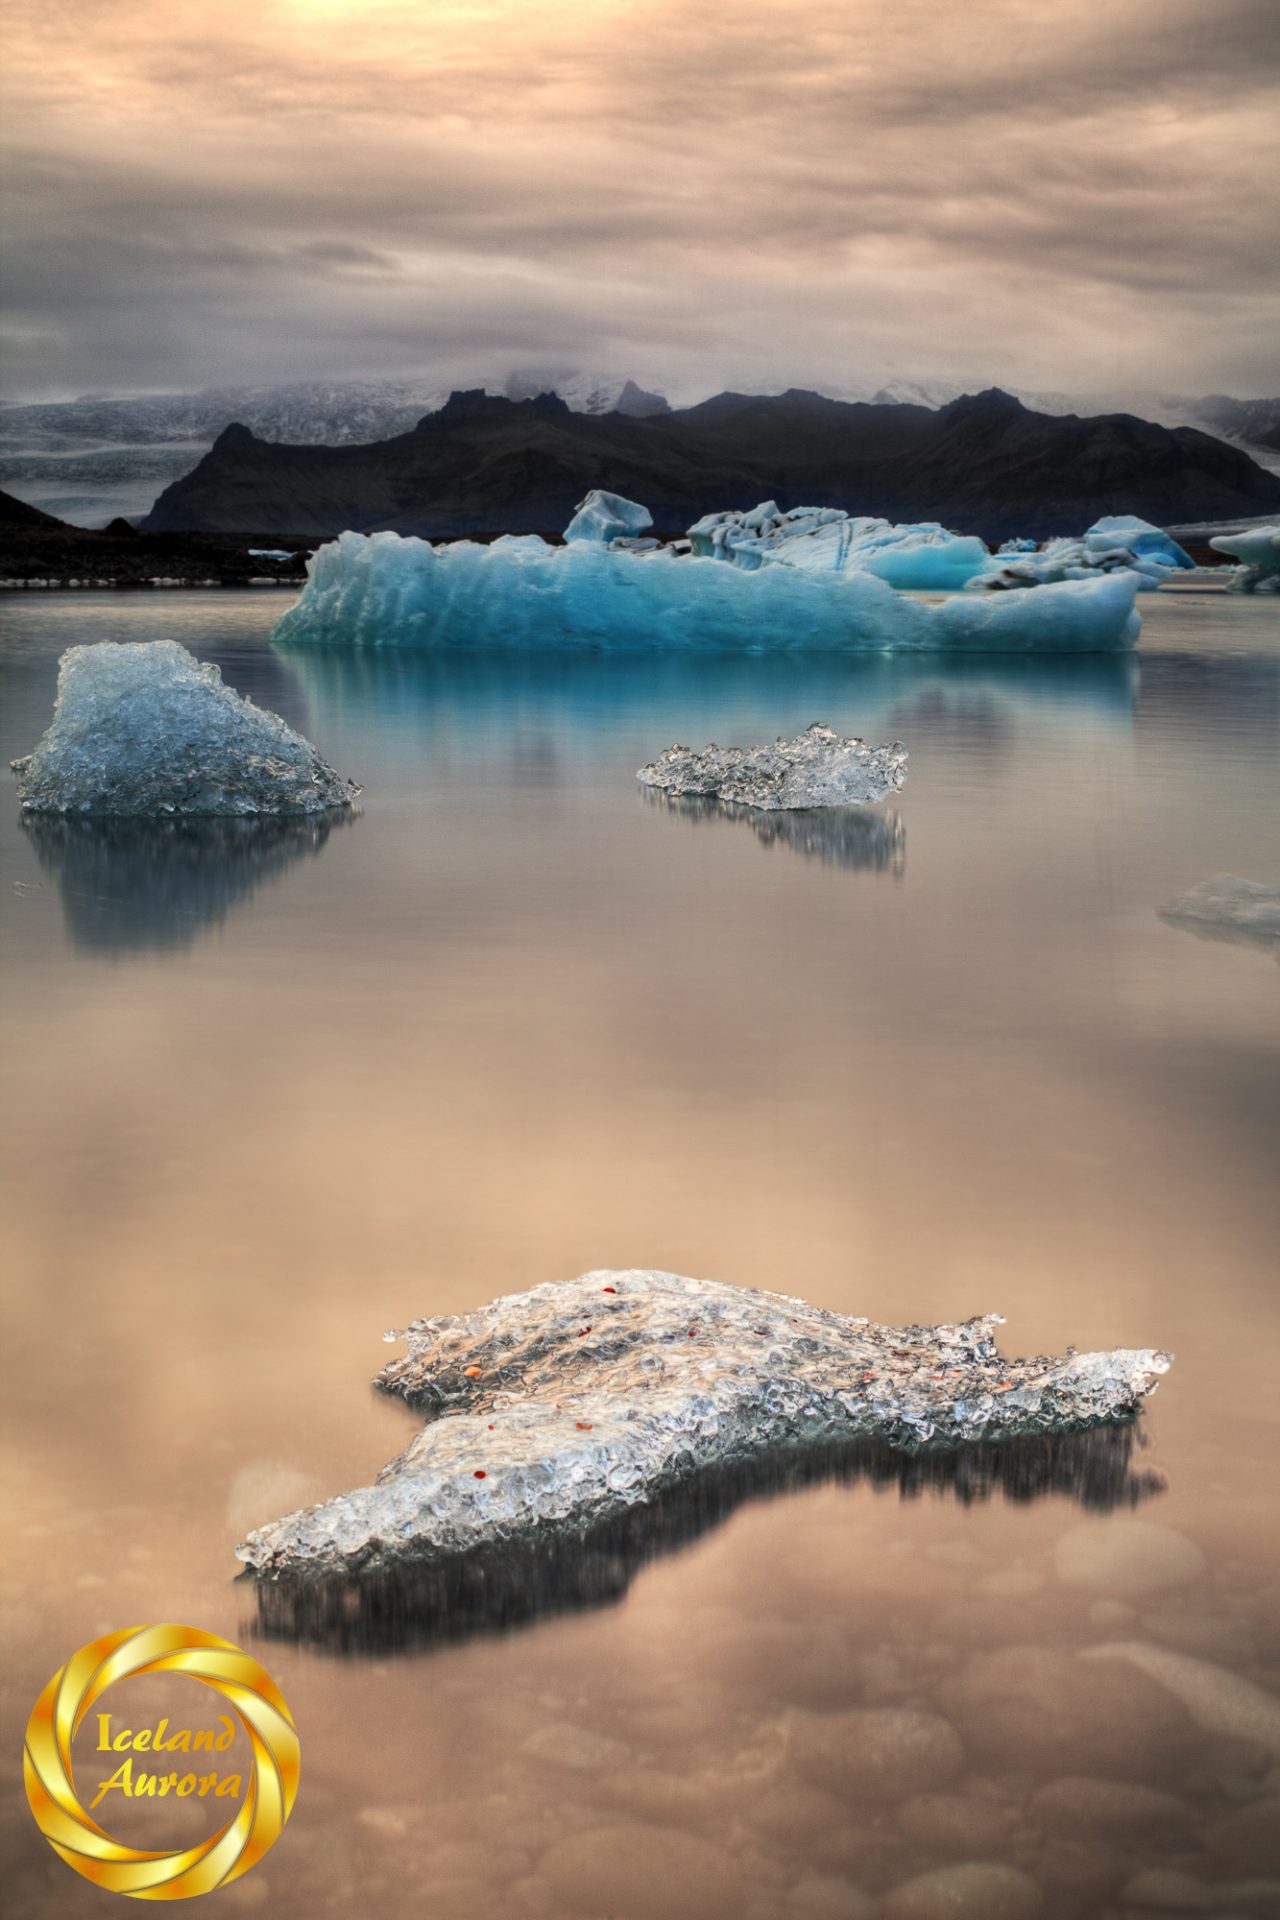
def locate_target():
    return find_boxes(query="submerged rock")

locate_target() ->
[637,723,907,811]
[1158,875,1280,957]
[237,1268,1170,1580]
[10,640,359,816]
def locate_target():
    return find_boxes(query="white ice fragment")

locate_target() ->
[1158,875,1280,957]
[563,489,654,545]
[274,531,1141,653]
[1208,523,1280,592]
[637,722,906,811]
[237,1268,1171,1579]
[10,640,358,816]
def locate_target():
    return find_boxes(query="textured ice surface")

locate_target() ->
[11,641,358,816]
[274,531,1140,654]
[1209,524,1280,592]
[637,722,907,810]
[973,517,1191,593]
[563,488,654,546]
[687,504,992,590]
[1158,875,1280,958]
[237,1269,1171,1579]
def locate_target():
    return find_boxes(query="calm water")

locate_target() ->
[2,590,1278,1920]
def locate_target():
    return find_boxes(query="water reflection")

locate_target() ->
[21,811,356,955]
[278,642,1140,759]
[247,1420,1162,1655]
[642,788,906,875]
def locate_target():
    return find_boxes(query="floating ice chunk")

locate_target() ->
[1158,875,1280,957]
[1208,523,1280,592]
[563,488,654,545]
[972,516,1190,593]
[1083,517,1193,569]
[237,1268,1171,1579]
[248,548,295,561]
[10,640,359,816]
[637,721,906,810]
[274,531,1140,653]
[687,504,992,589]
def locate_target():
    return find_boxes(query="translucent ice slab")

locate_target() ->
[11,640,359,816]
[637,722,906,810]
[272,532,1141,654]
[1158,875,1280,958]
[237,1269,1170,1580]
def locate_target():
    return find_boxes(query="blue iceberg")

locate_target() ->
[1209,524,1280,592]
[274,530,1140,654]
[687,503,992,590]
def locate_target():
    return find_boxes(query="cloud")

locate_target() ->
[1,0,1277,399]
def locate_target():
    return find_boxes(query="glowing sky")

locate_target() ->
[2,0,1277,400]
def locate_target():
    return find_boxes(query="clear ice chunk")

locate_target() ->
[272,532,1141,654]
[236,1269,1171,1580]
[637,722,907,810]
[1158,875,1280,958]
[11,640,359,816]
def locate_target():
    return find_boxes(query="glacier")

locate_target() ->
[273,529,1141,654]
[237,1268,1171,1581]
[11,640,359,816]
[1208,524,1280,592]
[637,722,906,810]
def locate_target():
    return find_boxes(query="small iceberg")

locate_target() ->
[274,529,1140,654]
[1158,875,1280,958]
[11,640,359,816]
[563,487,656,548]
[1208,524,1280,592]
[237,1268,1170,1580]
[974,516,1194,593]
[637,722,906,810]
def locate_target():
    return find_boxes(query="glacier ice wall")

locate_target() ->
[637,722,906,810]
[273,531,1140,654]
[238,1269,1170,1579]
[11,640,359,816]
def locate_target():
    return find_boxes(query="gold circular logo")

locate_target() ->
[23,1623,300,1899]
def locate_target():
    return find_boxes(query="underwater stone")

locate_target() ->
[237,1268,1170,1580]
[11,640,358,816]
[637,723,907,810]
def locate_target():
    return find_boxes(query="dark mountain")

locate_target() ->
[1,487,66,529]
[141,389,1280,543]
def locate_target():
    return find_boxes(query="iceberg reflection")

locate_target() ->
[22,811,355,956]
[643,787,906,876]
[245,1420,1163,1656]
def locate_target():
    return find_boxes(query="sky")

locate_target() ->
[1,0,1278,403]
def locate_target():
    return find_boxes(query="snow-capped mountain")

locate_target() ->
[2,368,1275,526]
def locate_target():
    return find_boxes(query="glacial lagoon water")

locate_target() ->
[1,588,1278,1919]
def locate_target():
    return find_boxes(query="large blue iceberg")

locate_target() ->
[274,529,1141,654]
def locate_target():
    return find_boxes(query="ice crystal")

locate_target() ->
[637,723,907,811]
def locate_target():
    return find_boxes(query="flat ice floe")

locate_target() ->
[638,723,906,811]
[237,1269,1170,1579]
[1158,875,1280,958]
[272,530,1141,654]
[11,640,358,816]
